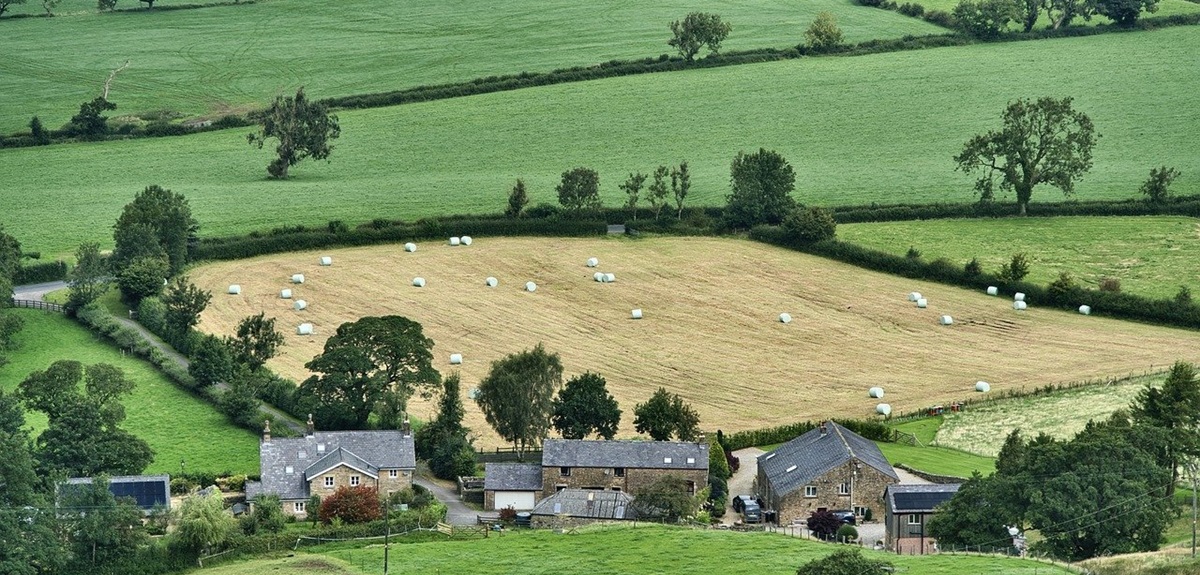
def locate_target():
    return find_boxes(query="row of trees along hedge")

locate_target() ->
[829,194,1200,223]
[749,225,1200,331]
[723,418,895,451]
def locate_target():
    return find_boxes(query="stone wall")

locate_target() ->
[770,460,897,525]
[538,466,708,500]
[271,465,412,518]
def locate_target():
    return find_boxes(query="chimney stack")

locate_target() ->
[262,420,271,443]
[402,413,411,436]
[819,422,827,436]
[306,413,315,436]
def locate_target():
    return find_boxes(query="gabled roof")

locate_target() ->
[886,483,961,513]
[531,488,635,520]
[62,475,170,511]
[757,421,898,497]
[484,463,543,491]
[305,447,379,480]
[542,439,709,471]
[255,431,415,501]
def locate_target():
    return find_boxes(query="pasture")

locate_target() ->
[0,0,943,133]
[3,26,1198,258]
[0,308,260,474]
[199,524,1075,574]
[838,216,1200,300]
[188,237,1200,449]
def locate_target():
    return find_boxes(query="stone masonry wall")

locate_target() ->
[773,461,897,526]
[538,466,708,500]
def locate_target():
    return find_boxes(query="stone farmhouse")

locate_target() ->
[245,417,416,517]
[756,421,899,525]
[884,483,961,554]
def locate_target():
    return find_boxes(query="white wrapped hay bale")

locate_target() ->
[1013,301,1027,311]
[604,273,616,283]
[291,274,305,284]
[975,381,991,392]
[1079,305,1091,315]
[461,236,473,246]
[450,353,463,365]
[939,315,954,325]
[1014,292,1026,302]
[485,277,498,287]
[449,236,461,246]
[779,313,792,324]
[593,272,605,282]
[586,257,599,268]
[908,292,922,302]
[280,289,292,299]
[404,242,417,252]
[868,387,885,399]
[916,298,927,308]
[319,256,332,266]
[227,284,241,295]
[876,403,892,416]
[986,286,999,296]
[525,281,537,292]
[631,309,643,319]
[297,323,314,335]
[294,300,307,311]
[412,277,426,288]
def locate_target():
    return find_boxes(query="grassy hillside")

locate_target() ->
[4,27,1198,258]
[913,0,1200,23]
[0,309,259,474]
[839,216,1200,300]
[190,237,1200,449]
[0,0,944,132]
[196,524,1075,574]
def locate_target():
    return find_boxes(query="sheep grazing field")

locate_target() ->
[191,236,1200,447]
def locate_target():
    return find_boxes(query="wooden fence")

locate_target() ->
[10,299,64,313]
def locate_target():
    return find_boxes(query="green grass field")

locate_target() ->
[912,0,1200,25]
[839,216,1200,300]
[0,0,944,133]
[3,26,1197,258]
[0,309,259,474]
[267,524,1071,574]
[874,441,996,477]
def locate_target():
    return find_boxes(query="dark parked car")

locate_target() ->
[830,510,856,525]
[733,495,761,512]
[742,501,762,523]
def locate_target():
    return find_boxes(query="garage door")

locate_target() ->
[493,491,536,511]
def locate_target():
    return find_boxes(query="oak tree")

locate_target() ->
[551,372,621,440]
[633,387,700,441]
[725,148,797,229]
[668,12,732,61]
[248,87,341,179]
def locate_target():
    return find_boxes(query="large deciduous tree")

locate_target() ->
[230,312,285,371]
[297,316,439,429]
[475,343,563,459]
[177,492,237,554]
[952,0,1021,38]
[668,12,732,61]
[1089,0,1158,25]
[0,391,65,575]
[69,97,117,139]
[633,387,700,441]
[1132,361,1200,495]
[955,97,1096,216]
[189,334,235,388]
[112,184,197,275]
[556,167,601,214]
[58,477,146,569]
[804,11,844,51]
[66,242,110,314]
[247,87,341,179]
[725,148,797,229]
[552,372,621,440]
[162,275,211,344]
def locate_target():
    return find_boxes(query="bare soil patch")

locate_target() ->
[190,237,1200,448]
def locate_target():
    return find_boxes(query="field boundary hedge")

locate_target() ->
[15,260,68,284]
[723,418,896,451]
[829,195,1200,223]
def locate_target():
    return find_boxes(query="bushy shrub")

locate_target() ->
[1175,286,1192,305]
[837,524,859,542]
[998,253,1030,283]
[964,257,983,277]
[137,296,167,337]
[319,485,382,525]
[1047,271,1081,300]
[240,493,286,535]
[170,477,197,495]
[905,246,921,259]
[1098,276,1122,293]
[14,260,68,284]
[782,206,837,244]
[899,2,925,16]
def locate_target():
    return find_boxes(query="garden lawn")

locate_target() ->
[0,308,259,475]
[839,216,1200,300]
[0,0,944,133]
[3,27,1199,258]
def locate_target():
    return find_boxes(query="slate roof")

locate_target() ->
[531,488,635,520]
[484,463,543,491]
[542,439,709,470]
[253,431,415,501]
[757,421,899,498]
[305,447,379,479]
[886,483,961,513]
[62,475,170,511]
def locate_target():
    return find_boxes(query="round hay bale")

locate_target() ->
[986,286,999,296]
[604,273,616,283]
[631,309,643,319]
[916,298,927,309]
[525,281,537,292]
[412,277,426,288]
[291,274,305,284]
[1013,301,1028,311]
[485,277,498,287]
[1014,292,1026,302]
[227,284,241,295]
[449,236,461,246]
[593,272,605,282]
[294,300,307,311]
[908,292,922,302]
[280,289,292,299]
[779,313,792,324]
[586,257,599,268]
[1078,305,1091,315]
[876,403,892,416]
[939,315,954,325]
[450,353,463,365]
[461,236,473,246]
[975,381,991,392]
[868,387,885,398]
[297,323,314,336]
[319,256,332,266]
[404,243,417,252]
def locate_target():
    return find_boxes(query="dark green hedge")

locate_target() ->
[724,419,896,451]
[15,260,68,284]
[830,196,1200,223]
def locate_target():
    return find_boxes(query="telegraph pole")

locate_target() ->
[1190,461,1197,560]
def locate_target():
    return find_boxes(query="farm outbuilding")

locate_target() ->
[483,463,543,511]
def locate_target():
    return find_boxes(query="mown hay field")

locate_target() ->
[190,237,1200,448]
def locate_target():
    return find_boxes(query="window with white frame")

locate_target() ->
[389,469,398,479]
[804,485,817,498]
[295,501,306,513]
[324,476,334,488]
[350,475,360,486]
[908,514,922,525]
[838,482,851,495]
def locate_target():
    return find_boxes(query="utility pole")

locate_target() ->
[1189,461,1197,559]
[384,491,392,574]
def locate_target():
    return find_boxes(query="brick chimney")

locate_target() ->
[262,420,271,443]
[819,421,827,436]
[401,413,411,436]
[306,413,315,436]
